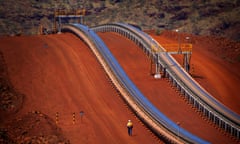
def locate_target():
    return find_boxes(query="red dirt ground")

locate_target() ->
[0,30,239,143]
[0,34,160,144]
[152,31,240,114]
[98,31,240,144]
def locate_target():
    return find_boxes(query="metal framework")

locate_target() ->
[62,24,208,143]
[161,44,192,72]
[54,9,86,33]
[92,24,240,140]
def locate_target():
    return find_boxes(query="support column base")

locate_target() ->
[154,73,161,79]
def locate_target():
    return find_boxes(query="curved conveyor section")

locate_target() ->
[61,24,209,144]
[92,23,240,139]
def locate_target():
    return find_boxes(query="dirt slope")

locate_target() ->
[0,33,160,144]
[1,30,239,143]
[98,32,239,144]
[151,31,240,114]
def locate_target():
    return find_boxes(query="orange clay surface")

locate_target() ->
[151,31,240,114]
[98,31,240,144]
[0,33,160,144]
[0,31,240,144]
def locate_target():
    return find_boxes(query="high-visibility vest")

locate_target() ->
[127,122,133,127]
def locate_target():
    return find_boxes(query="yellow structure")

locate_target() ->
[161,43,192,53]
[54,9,86,33]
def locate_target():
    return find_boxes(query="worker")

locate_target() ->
[127,120,133,136]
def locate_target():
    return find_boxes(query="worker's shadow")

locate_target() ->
[131,133,137,137]
[190,74,204,79]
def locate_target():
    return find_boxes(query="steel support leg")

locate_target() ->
[183,53,191,72]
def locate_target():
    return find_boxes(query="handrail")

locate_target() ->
[92,23,240,139]
[62,24,209,143]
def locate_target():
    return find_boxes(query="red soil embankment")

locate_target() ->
[0,33,160,144]
[98,31,239,144]
[151,31,240,114]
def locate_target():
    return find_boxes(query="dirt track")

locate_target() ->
[0,31,239,143]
